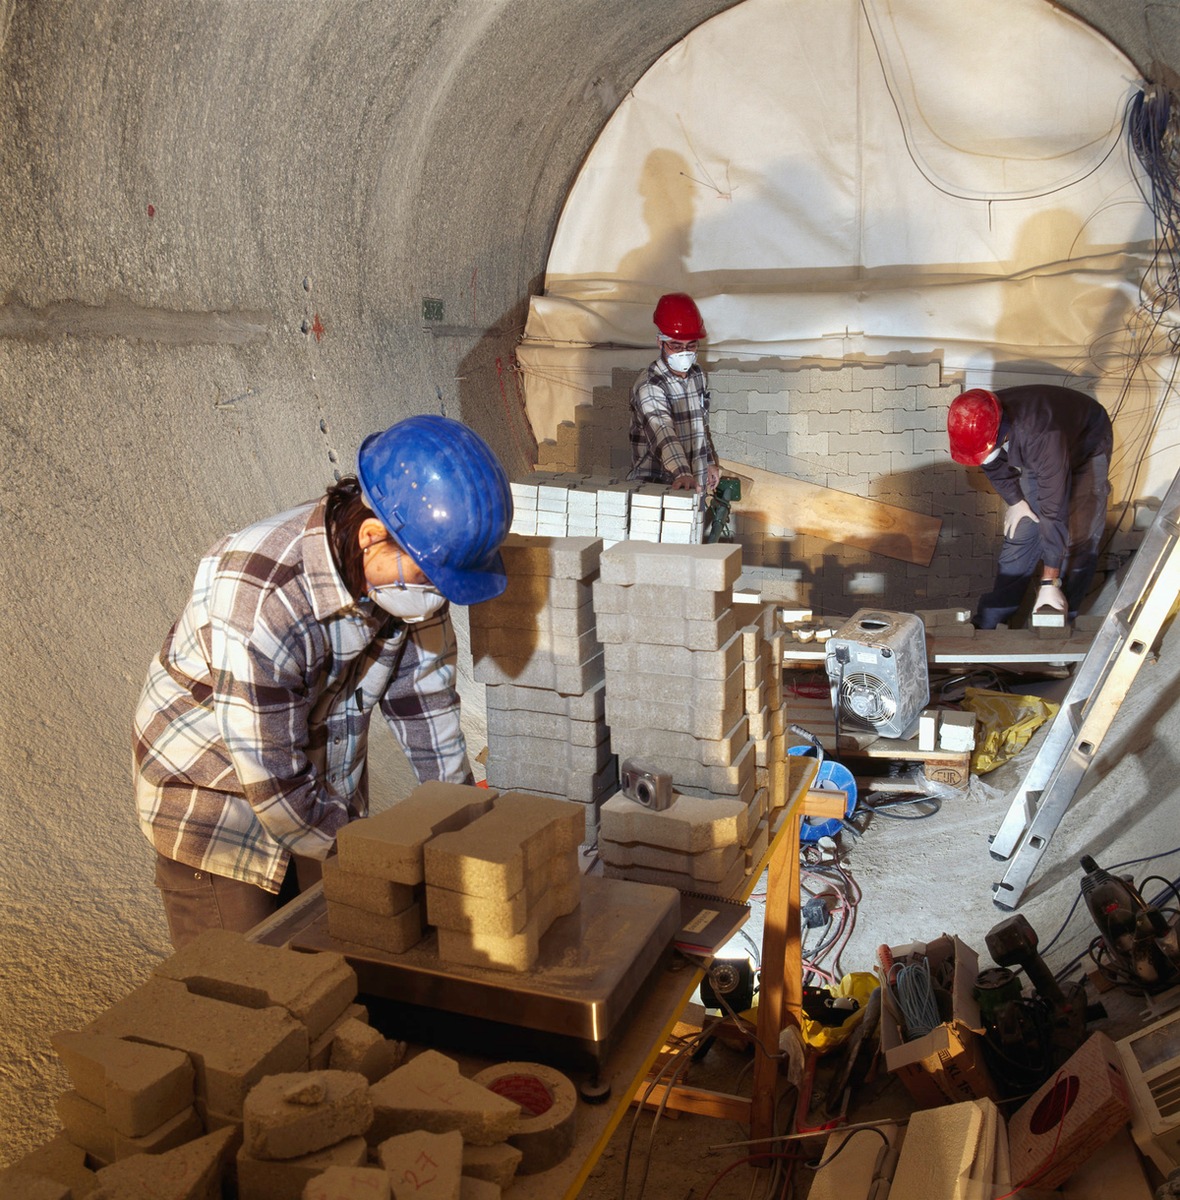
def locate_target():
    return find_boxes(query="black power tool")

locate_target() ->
[1080,854,1180,993]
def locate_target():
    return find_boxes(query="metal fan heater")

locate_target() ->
[824,609,929,739]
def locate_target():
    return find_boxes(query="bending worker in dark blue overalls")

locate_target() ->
[947,385,1112,630]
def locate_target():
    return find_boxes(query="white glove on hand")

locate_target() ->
[1003,499,1039,538]
[1034,582,1068,615]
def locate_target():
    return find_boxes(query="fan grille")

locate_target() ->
[839,672,898,725]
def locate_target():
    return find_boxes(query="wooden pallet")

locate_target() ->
[784,693,971,792]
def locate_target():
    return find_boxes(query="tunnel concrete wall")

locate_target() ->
[0,0,1168,1161]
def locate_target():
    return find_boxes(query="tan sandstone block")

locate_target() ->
[598,791,751,852]
[154,928,357,1040]
[328,1017,407,1084]
[55,1089,202,1165]
[0,1132,95,1197]
[237,1136,368,1200]
[460,1142,522,1190]
[303,1165,392,1199]
[87,1125,239,1200]
[322,855,419,916]
[244,1070,372,1161]
[377,1129,464,1200]
[326,897,425,954]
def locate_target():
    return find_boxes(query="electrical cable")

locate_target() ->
[894,958,941,1039]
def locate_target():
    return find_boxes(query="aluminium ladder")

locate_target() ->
[990,465,1180,910]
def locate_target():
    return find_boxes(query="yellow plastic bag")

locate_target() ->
[801,971,879,1051]
[962,687,1059,775]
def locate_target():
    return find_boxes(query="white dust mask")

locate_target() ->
[368,583,447,623]
[666,350,696,373]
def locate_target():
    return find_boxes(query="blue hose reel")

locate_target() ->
[787,739,857,842]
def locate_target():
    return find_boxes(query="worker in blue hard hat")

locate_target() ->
[133,415,513,948]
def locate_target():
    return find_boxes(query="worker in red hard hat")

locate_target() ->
[946,385,1112,629]
[629,292,721,494]
[133,416,513,948]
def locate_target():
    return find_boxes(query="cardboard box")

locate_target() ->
[1007,1031,1132,1190]
[879,934,1000,1107]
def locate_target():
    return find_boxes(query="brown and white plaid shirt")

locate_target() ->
[133,497,471,893]
[628,356,718,490]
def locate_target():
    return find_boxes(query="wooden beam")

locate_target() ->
[719,460,941,566]
[633,1082,752,1124]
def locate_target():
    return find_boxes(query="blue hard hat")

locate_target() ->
[357,415,513,605]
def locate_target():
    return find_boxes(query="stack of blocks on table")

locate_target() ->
[595,540,789,898]
[330,780,585,972]
[469,536,616,841]
[508,472,705,544]
[2,928,546,1199]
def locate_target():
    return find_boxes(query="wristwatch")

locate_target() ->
[1039,578,1062,587]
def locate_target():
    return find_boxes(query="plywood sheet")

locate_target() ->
[720,460,941,566]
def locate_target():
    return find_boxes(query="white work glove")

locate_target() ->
[1003,499,1039,538]
[1034,581,1068,615]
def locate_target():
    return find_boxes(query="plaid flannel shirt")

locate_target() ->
[133,497,471,892]
[628,356,717,490]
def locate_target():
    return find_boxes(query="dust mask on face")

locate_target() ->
[666,350,696,373]
[368,583,447,623]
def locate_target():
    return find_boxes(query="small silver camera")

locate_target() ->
[619,759,674,811]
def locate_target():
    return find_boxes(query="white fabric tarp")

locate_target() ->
[519,0,1177,492]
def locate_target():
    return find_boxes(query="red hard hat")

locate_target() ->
[947,389,1003,465]
[653,293,706,341]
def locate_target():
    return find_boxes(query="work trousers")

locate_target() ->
[154,852,324,950]
[975,454,1110,630]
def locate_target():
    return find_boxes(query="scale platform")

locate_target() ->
[290,874,680,1073]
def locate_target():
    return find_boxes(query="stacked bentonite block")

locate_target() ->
[593,542,789,897]
[4,929,556,1198]
[507,472,703,545]
[470,535,615,842]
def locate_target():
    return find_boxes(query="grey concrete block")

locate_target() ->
[469,597,596,639]
[591,580,730,621]
[602,853,748,898]
[596,605,739,651]
[485,755,617,804]
[609,715,749,767]
[599,835,743,884]
[610,739,753,797]
[602,629,743,681]
[472,574,593,616]
[471,648,606,692]
[485,680,605,717]
[487,731,613,773]
[486,705,607,746]
[499,534,603,580]
[599,541,741,591]
[605,662,744,737]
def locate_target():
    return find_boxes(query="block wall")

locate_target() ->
[536,357,1008,619]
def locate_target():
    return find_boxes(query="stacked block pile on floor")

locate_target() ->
[2,928,576,1197]
[470,535,615,840]
[509,472,705,544]
[594,541,788,897]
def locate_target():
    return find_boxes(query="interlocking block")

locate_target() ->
[55,1089,202,1164]
[303,1165,392,1200]
[499,534,603,580]
[50,1031,194,1137]
[369,1051,520,1147]
[475,574,593,614]
[85,976,309,1118]
[469,597,596,639]
[605,660,743,709]
[600,541,741,591]
[605,671,745,740]
[602,629,742,680]
[596,606,739,651]
[424,793,583,900]
[328,1017,406,1084]
[335,783,496,885]
[426,850,579,936]
[472,648,606,692]
[0,1174,71,1200]
[599,835,744,884]
[326,897,425,955]
[322,856,418,918]
[88,1126,238,1198]
[461,1142,523,1190]
[487,705,606,747]
[485,679,605,719]
[613,739,754,798]
[377,1129,464,1200]
[486,731,613,773]
[599,792,752,852]
[436,875,582,972]
[309,1003,369,1070]
[154,928,357,1040]
[592,580,730,621]
[471,623,601,666]
[484,754,617,804]
[237,1135,368,1200]
[612,714,749,768]
[603,850,747,897]
[243,1070,373,1161]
